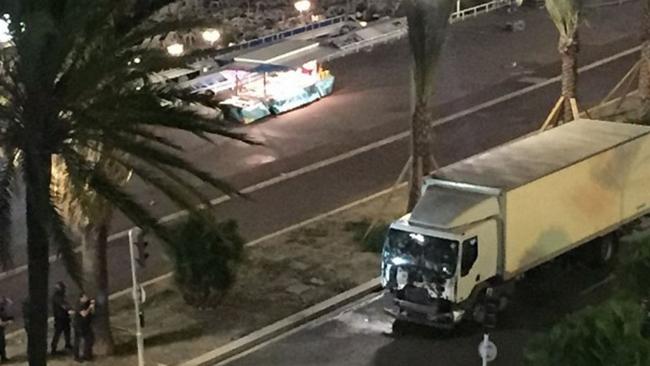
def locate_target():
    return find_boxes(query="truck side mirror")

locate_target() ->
[461,237,478,276]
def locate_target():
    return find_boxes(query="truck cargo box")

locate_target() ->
[425,119,650,279]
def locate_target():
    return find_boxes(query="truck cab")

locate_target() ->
[382,181,501,328]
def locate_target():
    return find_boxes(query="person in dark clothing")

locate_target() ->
[51,281,73,354]
[0,296,14,363]
[73,293,95,362]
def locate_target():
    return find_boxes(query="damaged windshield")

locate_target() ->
[384,229,459,279]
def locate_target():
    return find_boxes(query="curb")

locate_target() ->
[177,278,381,366]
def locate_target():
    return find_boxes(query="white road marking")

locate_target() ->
[0,45,641,282]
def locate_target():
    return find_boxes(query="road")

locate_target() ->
[0,2,643,330]
[219,263,613,366]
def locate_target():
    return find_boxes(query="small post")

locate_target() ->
[482,334,489,366]
[129,229,145,366]
[540,96,564,131]
[569,98,580,121]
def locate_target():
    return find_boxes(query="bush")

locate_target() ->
[165,215,245,308]
[524,300,650,366]
[344,220,389,253]
[615,237,650,301]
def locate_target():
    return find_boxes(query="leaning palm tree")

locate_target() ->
[50,151,130,356]
[546,0,581,122]
[405,0,453,211]
[0,1,252,364]
[639,0,650,108]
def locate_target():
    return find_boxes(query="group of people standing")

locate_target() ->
[0,281,96,363]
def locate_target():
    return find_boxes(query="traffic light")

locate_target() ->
[134,229,149,268]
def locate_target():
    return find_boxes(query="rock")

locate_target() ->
[285,283,313,295]
[309,277,326,286]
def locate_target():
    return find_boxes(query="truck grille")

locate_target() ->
[404,287,433,304]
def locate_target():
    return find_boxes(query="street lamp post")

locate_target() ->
[166,42,184,56]
[294,0,311,23]
[128,229,145,366]
[0,14,12,45]
[202,28,221,46]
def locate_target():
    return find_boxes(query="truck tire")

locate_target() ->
[483,299,499,329]
[587,234,618,267]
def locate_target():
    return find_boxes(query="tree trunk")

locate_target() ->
[24,149,52,366]
[407,101,436,211]
[560,38,578,122]
[81,220,115,356]
[639,0,650,114]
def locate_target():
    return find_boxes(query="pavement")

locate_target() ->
[0,1,643,332]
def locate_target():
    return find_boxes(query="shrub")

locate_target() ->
[524,299,650,366]
[165,215,245,308]
[616,237,650,301]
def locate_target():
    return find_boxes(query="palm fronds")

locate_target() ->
[405,0,453,101]
[546,0,581,50]
[0,1,256,362]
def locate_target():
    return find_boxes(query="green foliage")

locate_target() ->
[344,220,388,253]
[616,238,650,301]
[524,299,650,366]
[545,0,581,48]
[405,0,454,101]
[165,215,245,308]
[0,2,254,362]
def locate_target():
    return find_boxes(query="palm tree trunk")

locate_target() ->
[81,220,115,355]
[407,101,435,211]
[560,40,578,122]
[639,0,650,106]
[24,149,52,366]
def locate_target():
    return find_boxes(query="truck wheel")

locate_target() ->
[483,300,499,329]
[587,234,618,267]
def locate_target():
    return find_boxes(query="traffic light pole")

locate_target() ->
[128,228,145,366]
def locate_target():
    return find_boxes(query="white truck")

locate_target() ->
[382,119,650,329]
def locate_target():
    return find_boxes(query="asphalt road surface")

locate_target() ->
[0,2,642,331]
[219,263,613,366]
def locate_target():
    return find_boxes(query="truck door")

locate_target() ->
[456,220,499,302]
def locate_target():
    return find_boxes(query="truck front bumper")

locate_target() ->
[384,296,465,329]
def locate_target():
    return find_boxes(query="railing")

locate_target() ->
[210,1,513,59]
[215,14,351,56]
[584,0,636,7]
[326,27,408,61]
[450,0,512,23]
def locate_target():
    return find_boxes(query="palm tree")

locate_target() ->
[639,0,650,108]
[546,0,581,122]
[405,0,453,211]
[50,152,130,355]
[0,1,252,364]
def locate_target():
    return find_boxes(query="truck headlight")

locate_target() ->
[391,256,409,266]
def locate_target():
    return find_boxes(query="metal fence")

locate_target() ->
[324,27,408,62]
[584,0,637,8]
[216,0,514,56]
[450,0,512,23]
[216,14,351,56]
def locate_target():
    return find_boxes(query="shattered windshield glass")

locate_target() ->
[384,229,459,280]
